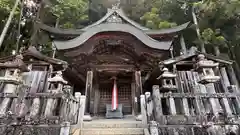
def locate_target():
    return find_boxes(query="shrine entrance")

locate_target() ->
[93,71,134,117]
[99,82,132,115]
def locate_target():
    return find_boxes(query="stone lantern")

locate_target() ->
[45,71,68,117]
[0,55,28,117]
[157,68,177,92]
[48,71,67,93]
[0,55,27,85]
[195,54,220,84]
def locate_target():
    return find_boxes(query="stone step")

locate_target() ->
[82,120,143,128]
[80,128,144,135]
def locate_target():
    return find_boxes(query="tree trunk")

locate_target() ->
[213,45,220,56]
[29,2,43,46]
[191,6,206,53]
[180,34,187,55]
[0,0,20,48]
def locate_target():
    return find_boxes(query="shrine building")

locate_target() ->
[0,5,239,135]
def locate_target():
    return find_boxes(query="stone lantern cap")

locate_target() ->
[196,54,219,69]
[157,68,177,80]
[48,71,67,84]
[0,54,28,72]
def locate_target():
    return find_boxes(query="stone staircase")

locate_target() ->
[71,118,144,135]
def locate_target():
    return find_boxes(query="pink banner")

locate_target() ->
[111,79,118,111]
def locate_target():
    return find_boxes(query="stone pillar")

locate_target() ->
[75,92,81,123]
[168,128,179,135]
[140,94,147,127]
[44,98,55,117]
[0,83,17,116]
[60,98,68,121]
[149,121,159,135]
[78,95,91,125]
[77,96,85,127]
[207,126,218,135]
[145,92,153,121]
[0,69,20,117]
[152,85,163,124]
[29,98,41,118]
[60,122,70,135]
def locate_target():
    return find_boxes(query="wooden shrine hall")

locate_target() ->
[40,5,190,118]
[1,4,240,135]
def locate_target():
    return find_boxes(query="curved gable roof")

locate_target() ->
[39,22,189,36]
[54,23,173,50]
[82,8,149,31]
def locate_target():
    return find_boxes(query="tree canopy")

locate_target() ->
[0,0,239,65]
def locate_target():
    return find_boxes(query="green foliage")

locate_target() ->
[0,0,239,66]
[49,0,89,28]
[201,28,226,48]
[140,7,177,29]
[0,0,21,56]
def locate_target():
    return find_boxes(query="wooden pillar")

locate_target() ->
[85,70,93,114]
[226,66,240,114]
[131,81,136,116]
[220,67,231,88]
[227,65,240,89]
[135,71,143,114]
[93,84,99,115]
[192,71,206,115]
[176,71,190,115]
[167,92,177,115]
[205,83,221,115]
[152,85,163,124]
[219,67,233,116]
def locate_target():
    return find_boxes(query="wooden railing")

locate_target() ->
[0,80,86,135]
[140,85,240,135]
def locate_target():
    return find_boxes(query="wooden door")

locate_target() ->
[99,83,132,115]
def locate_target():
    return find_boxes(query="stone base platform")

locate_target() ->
[71,118,144,135]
